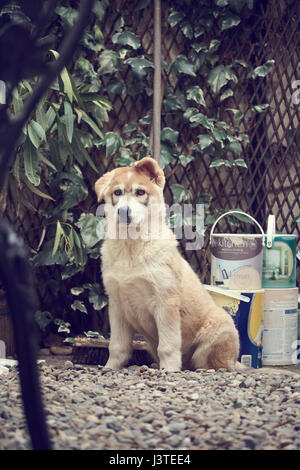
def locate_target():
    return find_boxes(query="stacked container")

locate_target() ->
[208,210,265,369]
[262,215,298,366]
[207,211,299,368]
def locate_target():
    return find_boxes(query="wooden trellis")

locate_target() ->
[2,0,299,309]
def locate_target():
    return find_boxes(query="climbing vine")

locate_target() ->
[0,0,275,336]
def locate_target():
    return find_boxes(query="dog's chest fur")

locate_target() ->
[101,236,180,336]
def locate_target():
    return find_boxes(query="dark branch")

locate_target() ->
[0,0,95,191]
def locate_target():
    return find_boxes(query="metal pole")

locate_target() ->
[153,0,161,164]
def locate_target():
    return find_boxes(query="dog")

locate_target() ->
[94,157,241,371]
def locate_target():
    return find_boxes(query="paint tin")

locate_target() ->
[262,215,297,288]
[262,288,298,366]
[206,285,264,368]
[210,211,265,290]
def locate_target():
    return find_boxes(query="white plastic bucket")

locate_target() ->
[210,210,265,290]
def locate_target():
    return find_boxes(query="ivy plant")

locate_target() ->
[0,0,275,337]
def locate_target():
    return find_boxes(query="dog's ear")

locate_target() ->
[94,169,116,203]
[135,157,165,188]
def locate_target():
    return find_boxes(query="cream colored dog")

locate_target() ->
[95,157,241,371]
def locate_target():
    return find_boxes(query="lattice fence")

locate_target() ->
[95,0,300,277]
[3,0,300,311]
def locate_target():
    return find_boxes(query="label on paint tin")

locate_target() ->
[262,288,298,365]
[211,235,263,290]
[211,235,262,260]
[262,235,296,288]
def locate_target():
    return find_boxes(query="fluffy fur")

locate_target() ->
[94,157,241,371]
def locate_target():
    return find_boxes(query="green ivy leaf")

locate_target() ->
[248,60,275,79]
[208,65,238,94]
[87,284,108,310]
[106,77,125,95]
[104,132,123,157]
[55,319,71,334]
[125,57,153,78]
[209,159,232,168]
[170,183,192,203]
[208,39,221,53]
[170,55,196,77]
[214,0,229,5]
[183,107,198,121]
[161,127,179,144]
[186,86,206,107]
[198,134,214,150]
[71,300,88,314]
[56,6,78,26]
[226,108,243,121]
[190,113,215,131]
[76,213,102,248]
[75,57,96,77]
[98,50,118,74]
[112,31,141,50]
[168,11,184,28]
[219,88,233,102]
[135,0,151,10]
[32,240,68,267]
[227,141,242,155]
[194,25,205,38]
[35,311,53,332]
[92,0,109,21]
[71,287,84,296]
[181,21,193,39]
[160,143,174,169]
[116,148,135,166]
[232,59,248,68]
[179,154,194,167]
[252,103,270,113]
[221,13,241,31]
[212,128,227,144]
[163,91,186,112]
[54,170,88,213]
[232,159,247,168]
[123,122,137,133]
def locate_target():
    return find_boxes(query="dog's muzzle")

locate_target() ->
[118,206,132,224]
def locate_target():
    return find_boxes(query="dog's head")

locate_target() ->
[94,157,166,235]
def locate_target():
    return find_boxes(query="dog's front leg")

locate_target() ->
[105,300,134,370]
[155,299,182,372]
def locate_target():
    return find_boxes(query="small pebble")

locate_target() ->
[0,362,299,450]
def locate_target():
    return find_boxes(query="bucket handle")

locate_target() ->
[210,210,265,246]
[266,214,276,248]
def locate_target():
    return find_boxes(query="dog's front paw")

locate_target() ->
[160,365,181,372]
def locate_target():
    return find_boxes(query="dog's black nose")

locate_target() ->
[118,206,131,224]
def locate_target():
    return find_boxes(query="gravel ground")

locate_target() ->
[1,360,300,451]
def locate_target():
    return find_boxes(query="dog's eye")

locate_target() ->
[136,189,146,196]
[114,189,122,196]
